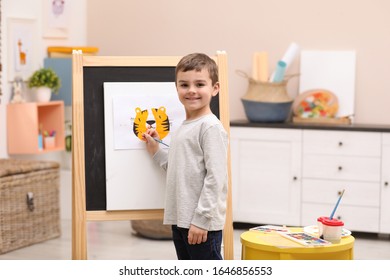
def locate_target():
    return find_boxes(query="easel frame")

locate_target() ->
[72,52,233,259]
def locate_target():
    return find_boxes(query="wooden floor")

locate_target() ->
[1,220,390,260]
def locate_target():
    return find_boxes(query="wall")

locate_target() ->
[0,0,87,159]
[87,0,390,125]
[0,0,87,220]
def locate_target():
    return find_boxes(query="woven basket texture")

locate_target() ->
[131,220,172,240]
[242,79,292,103]
[0,159,61,254]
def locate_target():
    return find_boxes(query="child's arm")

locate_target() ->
[142,129,160,156]
[143,129,169,171]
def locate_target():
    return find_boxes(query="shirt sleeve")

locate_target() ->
[153,148,169,171]
[191,124,228,230]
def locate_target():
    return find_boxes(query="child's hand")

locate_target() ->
[142,129,160,156]
[188,224,208,245]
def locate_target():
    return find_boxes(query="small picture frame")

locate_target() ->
[7,18,38,81]
[42,0,70,38]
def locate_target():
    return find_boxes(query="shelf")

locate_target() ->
[7,101,65,154]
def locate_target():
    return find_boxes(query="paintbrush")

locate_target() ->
[329,189,345,220]
[153,138,169,147]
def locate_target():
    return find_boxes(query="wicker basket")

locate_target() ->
[0,159,61,254]
[131,220,172,240]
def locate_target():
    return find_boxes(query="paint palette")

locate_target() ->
[250,225,291,233]
[303,225,352,237]
[278,232,331,246]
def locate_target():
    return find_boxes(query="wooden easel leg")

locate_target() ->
[216,51,235,260]
[72,51,88,260]
[72,209,87,259]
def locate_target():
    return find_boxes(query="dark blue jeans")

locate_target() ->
[171,225,223,260]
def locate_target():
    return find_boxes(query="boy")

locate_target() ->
[143,53,228,260]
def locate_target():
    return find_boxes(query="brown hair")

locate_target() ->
[175,53,219,85]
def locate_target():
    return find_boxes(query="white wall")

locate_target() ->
[87,0,390,125]
[0,0,87,220]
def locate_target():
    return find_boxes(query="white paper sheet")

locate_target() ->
[299,50,356,118]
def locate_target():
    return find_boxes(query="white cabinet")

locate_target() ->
[231,124,390,234]
[380,133,390,233]
[231,127,302,226]
[301,130,381,233]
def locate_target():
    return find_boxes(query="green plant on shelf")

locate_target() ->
[27,67,61,94]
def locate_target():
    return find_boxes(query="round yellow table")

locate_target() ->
[240,228,354,260]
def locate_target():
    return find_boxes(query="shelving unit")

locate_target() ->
[7,101,65,154]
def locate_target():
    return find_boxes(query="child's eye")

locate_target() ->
[196,83,205,87]
[179,83,188,88]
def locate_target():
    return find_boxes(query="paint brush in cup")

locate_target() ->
[329,189,345,220]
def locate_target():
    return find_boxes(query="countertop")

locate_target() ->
[230,120,390,133]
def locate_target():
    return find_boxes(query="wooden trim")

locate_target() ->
[82,55,182,67]
[86,210,164,221]
[72,51,87,260]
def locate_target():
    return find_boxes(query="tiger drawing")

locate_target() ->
[133,107,149,141]
[151,106,170,140]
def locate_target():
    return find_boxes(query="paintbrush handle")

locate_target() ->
[330,189,345,220]
[153,138,169,147]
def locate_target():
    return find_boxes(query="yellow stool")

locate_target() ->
[241,228,354,260]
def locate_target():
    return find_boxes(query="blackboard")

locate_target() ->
[83,66,219,211]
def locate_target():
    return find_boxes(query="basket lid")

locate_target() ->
[0,159,59,178]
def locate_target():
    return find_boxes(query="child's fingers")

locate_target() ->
[143,132,152,142]
[145,128,155,135]
[146,129,160,139]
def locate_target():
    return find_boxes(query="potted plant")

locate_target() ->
[27,67,61,102]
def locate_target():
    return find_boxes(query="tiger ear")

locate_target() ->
[135,107,141,113]
[159,106,166,112]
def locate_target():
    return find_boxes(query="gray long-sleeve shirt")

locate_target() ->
[153,114,228,231]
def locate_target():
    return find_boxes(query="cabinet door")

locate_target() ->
[231,127,302,226]
[380,133,390,234]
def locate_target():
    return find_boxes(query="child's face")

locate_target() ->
[176,68,219,120]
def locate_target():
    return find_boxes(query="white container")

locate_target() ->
[317,216,327,237]
[44,136,56,149]
[322,217,344,243]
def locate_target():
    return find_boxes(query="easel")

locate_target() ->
[72,51,233,259]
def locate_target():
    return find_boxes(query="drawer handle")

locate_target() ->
[338,166,343,171]
[26,192,35,212]
[338,142,343,146]
[293,176,298,181]
[385,182,389,187]
[337,215,342,220]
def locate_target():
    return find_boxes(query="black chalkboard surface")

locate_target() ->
[83,66,219,210]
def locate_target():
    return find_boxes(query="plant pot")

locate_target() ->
[35,87,52,102]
